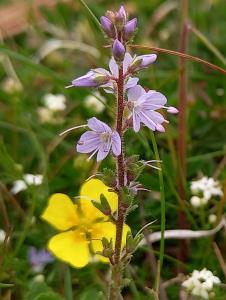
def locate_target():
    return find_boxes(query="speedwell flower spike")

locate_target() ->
[76,117,121,162]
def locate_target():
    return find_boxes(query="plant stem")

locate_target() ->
[177,0,189,264]
[108,65,126,300]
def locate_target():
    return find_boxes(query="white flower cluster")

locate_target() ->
[11,174,43,194]
[190,176,223,207]
[38,93,66,123]
[182,268,220,299]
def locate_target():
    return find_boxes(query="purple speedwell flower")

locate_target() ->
[70,53,139,93]
[127,85,178,132]
[76,117,121,162]
[28,247,54,273]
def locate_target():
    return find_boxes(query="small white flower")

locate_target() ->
[208,214,217,224]
[0,229,6,243]
[182,268,220,299]
[37,107,54,123]
[190,195,202,207]
[191,176,223,202]
[84,91,106,113]
[11,174,43,194]
[43,93,66,111]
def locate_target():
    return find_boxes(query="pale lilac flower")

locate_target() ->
[112,39,125,61]
[28,247,54,273]
[127,85,178,132]
[76,117,121,162]
[124,18,137,41]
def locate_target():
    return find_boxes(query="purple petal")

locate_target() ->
[72,71,98,87]
[123,52,133,74]
[144,91,167,108]
[133,112,141,132]
[77,132,100,153]
[94,68,110,76]
[87,117,112,133]
[125,77,139,90]
[111,131,121,156]
[138,111,156,131]
[109,57,119,77]
[156,124,165,132]
[127,85,145,102]
[145,110,165,124]
[97,144,110,162]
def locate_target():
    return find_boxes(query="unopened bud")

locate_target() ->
[167,106,179,114]
[129,54,157,72]
[112,39,125,62]
[72,71,109,88]
[124,18,137,41]
[100,16,116,38]
[115,5,127,30]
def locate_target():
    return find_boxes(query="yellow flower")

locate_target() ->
[41,179,130,268]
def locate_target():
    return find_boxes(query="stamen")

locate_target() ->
[59,124,87,136]
[65,85,74,89]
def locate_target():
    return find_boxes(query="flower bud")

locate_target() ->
[100,16,115,38]
[72,71,109,87]
[115,5,127,30]
[167,106,179,114]
[124,18,137,41]
[112,39,125,61]
[129,54,157,72]
[155,124,165,132]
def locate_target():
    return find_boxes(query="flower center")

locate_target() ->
[100,132,112,143]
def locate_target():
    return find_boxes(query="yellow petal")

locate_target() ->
[48,230,90,268]
[41,193,78,231]
[80,179,118,213]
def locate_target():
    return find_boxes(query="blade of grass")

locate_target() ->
[64,266,73,300]
[0,46,67,85]
[150,132,165,275]
[79,0,101,30]
[190,24,226,66]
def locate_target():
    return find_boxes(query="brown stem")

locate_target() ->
[177,0,189,265]
[108,65,126,300]
[129,45,226,75]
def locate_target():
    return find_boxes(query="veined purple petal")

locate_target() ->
[109,57,119,77]
[146,91,167,106]
[125,77,139,90]
[133,112,141,132]
[76,133,100,154]
[127,85,146,102]
[139,111,156,131]
[123,53,133,74]
[145,110,165,124]
[72,71,98,87]
[87,117,112,133]
[111,131,121,156]
[97,144,110,162]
